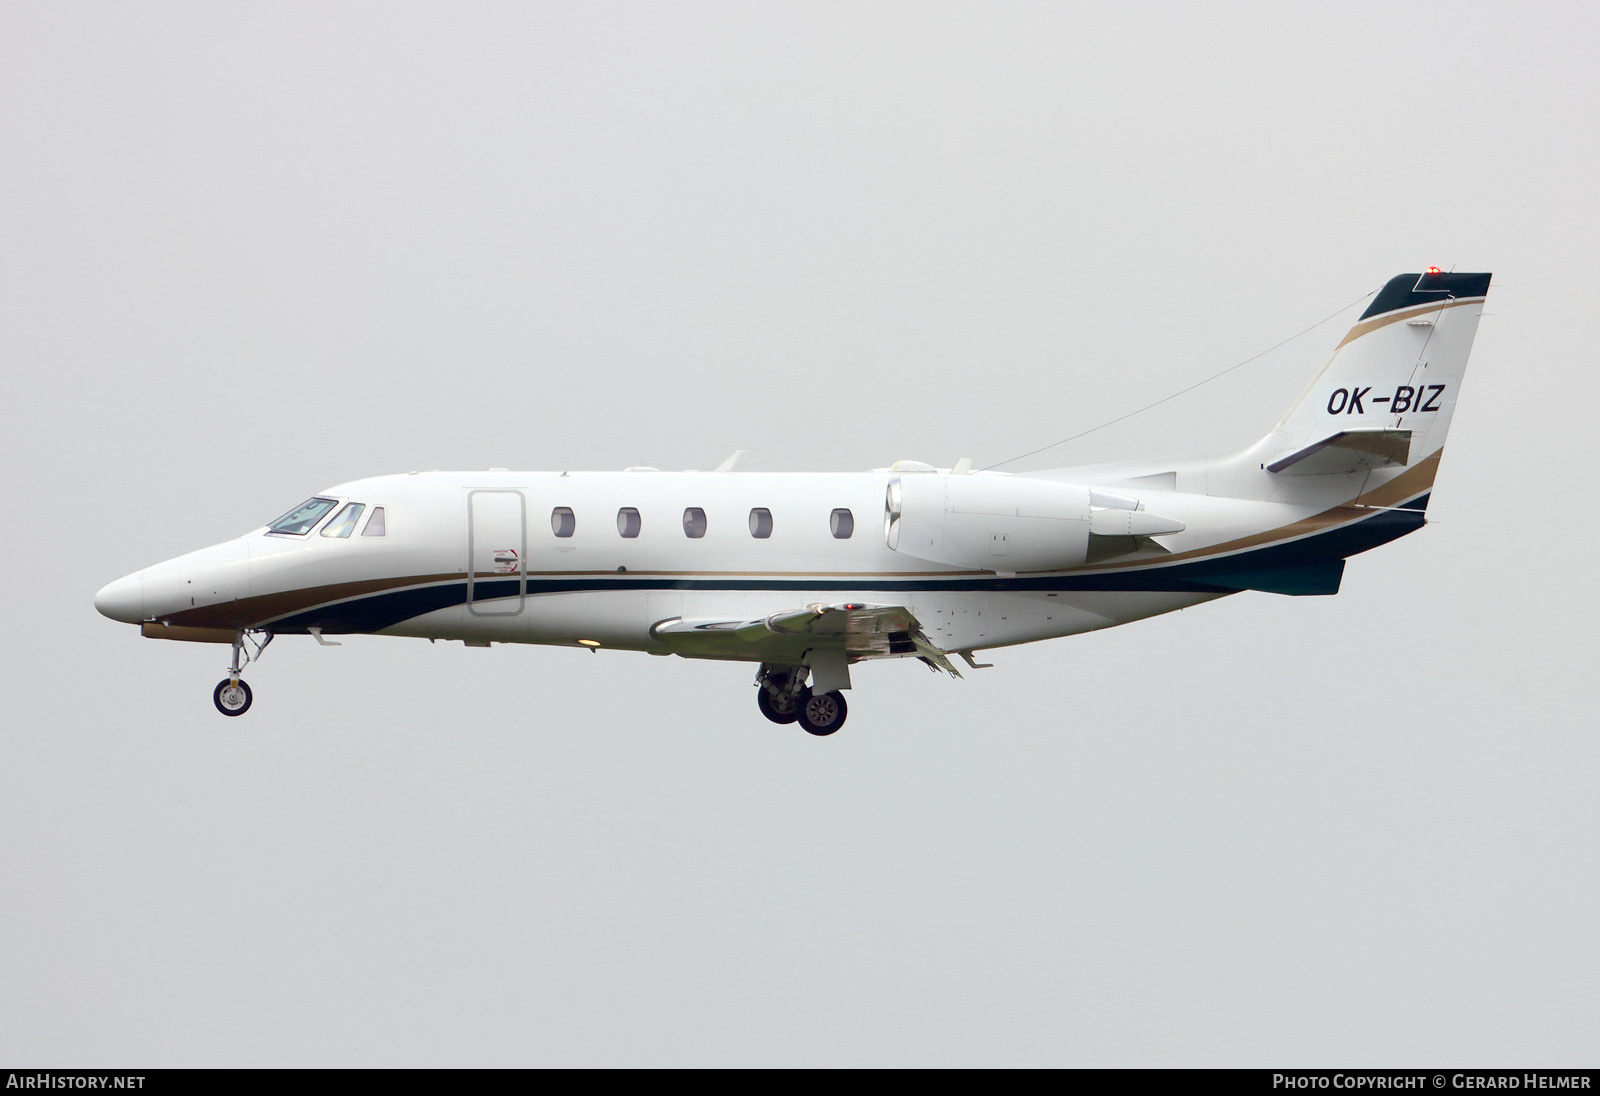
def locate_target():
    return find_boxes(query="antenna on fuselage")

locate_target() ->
[714,450,748,473]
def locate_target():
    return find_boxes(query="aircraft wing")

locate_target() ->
[651,602,962,677]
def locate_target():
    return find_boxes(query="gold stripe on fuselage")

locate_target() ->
[160,573,465,630]
[1068,452,1440,573]
[154,456,1440,629]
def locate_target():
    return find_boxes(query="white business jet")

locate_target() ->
[95,270,1489,735]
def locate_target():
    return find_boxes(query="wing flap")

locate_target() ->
[651,602,961,676]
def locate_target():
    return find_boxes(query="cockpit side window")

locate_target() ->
[361,507,387,537]
[268,497,339,536]
[321,503,365,538]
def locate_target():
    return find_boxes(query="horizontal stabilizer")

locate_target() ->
[1267,429,1412,475]
[1188,560,1346,596]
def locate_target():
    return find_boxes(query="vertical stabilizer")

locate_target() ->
[1248,270,1490,493]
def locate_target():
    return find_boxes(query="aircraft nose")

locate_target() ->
[94,572,145,624]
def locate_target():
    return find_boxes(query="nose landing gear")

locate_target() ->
[212,630,272,717]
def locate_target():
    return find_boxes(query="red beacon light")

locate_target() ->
[1426,266,1443,275]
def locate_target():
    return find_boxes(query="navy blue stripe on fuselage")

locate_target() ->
[262,493,1429,634]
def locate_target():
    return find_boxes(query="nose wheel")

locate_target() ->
[210,629,271,717]
[213,678,253,716]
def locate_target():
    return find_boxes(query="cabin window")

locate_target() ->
[617,507,642,538]
[682,507,707,538]
[360,507,387,537]
[551,506,576,537]
[267,497,339,536]
[321,503,365,539]
[830,508,854,539]
[749,507,773,539]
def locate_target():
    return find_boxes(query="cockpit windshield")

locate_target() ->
[267,497,339,535]
[320,503,365,538]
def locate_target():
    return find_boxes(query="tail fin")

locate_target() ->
[1253,270,1490,486]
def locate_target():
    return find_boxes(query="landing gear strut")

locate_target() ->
[213,629,272,717]
[754,663,848,735]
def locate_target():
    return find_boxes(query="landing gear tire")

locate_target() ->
[757,685,800,725]
[213,678,253,717]
[797,688,847,736]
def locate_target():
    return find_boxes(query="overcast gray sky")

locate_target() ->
[4,1,1598,1067]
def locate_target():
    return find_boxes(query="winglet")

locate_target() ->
[714,450,748,473]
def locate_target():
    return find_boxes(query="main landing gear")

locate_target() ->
[213,629,272,717]
[755,664,849,736]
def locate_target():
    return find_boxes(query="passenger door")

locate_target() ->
[467,489,526,616]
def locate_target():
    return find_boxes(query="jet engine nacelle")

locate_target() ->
[885,473,1094,573]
